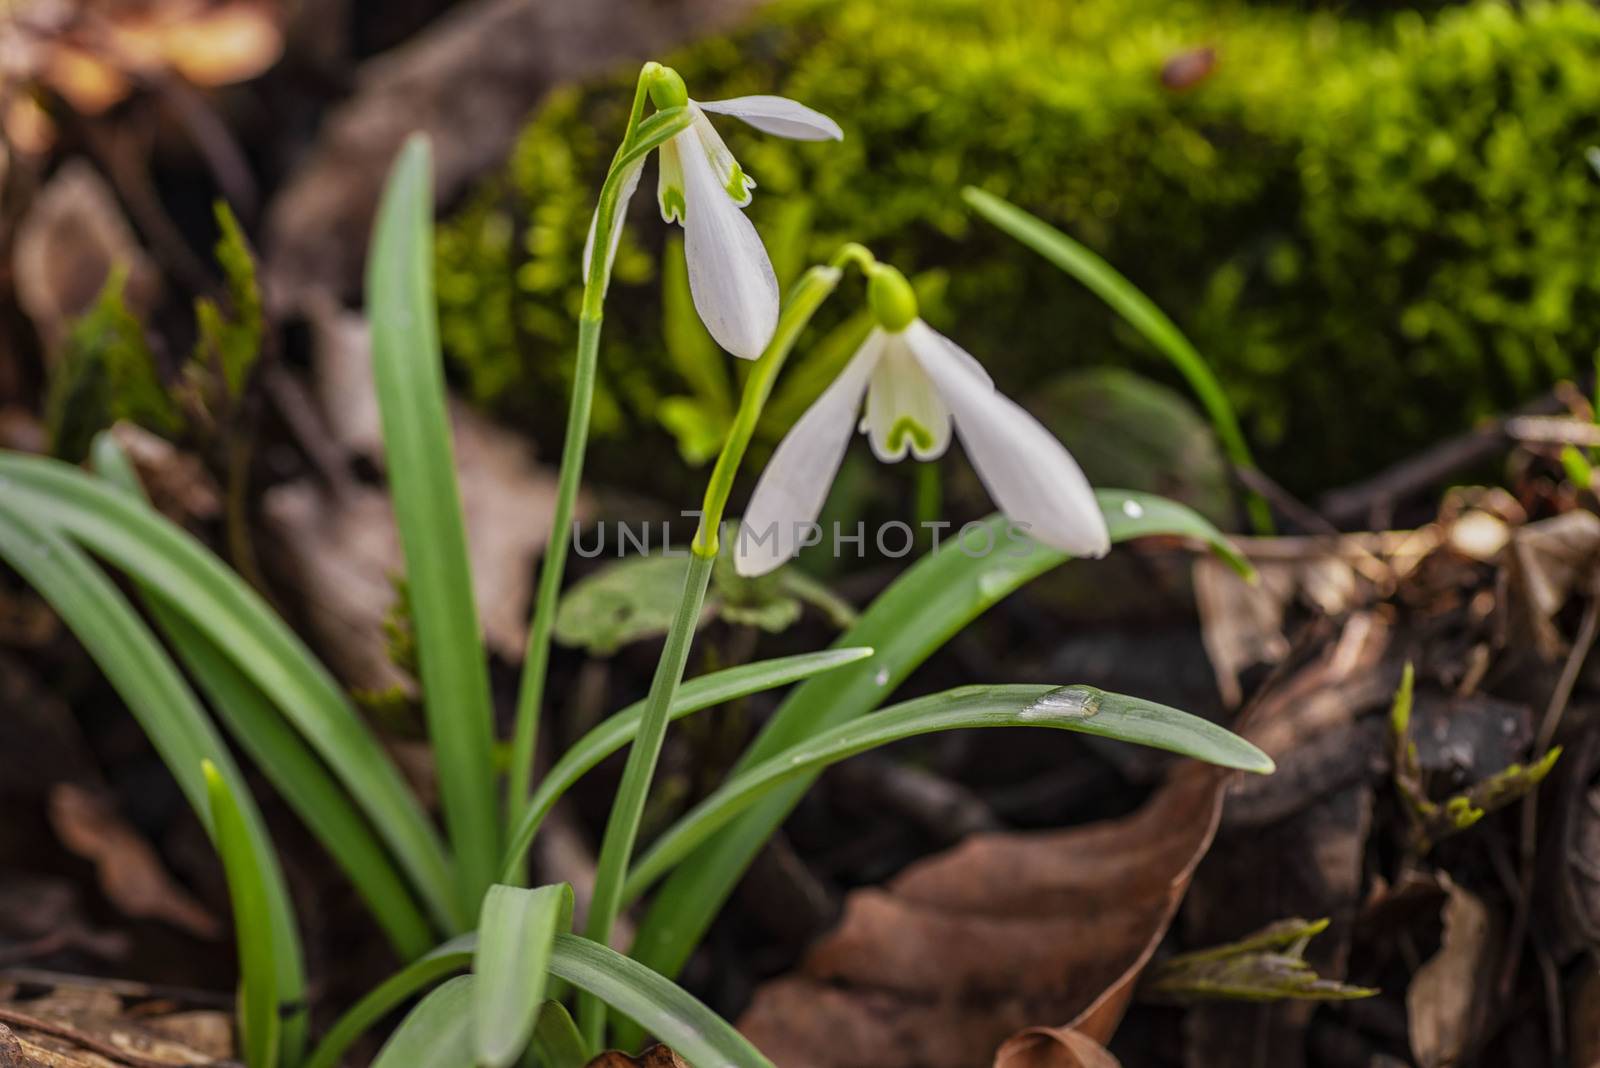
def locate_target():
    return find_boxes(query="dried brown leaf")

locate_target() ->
[12,162,160,355]
[586,1046,689,1068]
[1407,878,1494,1068]
[46,784,220,940]
[737,762,1231,1068]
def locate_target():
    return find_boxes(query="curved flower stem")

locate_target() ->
[505,65,690,842]
[578,258,853,1047]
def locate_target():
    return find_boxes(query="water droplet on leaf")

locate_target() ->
[1018,686,1102,721]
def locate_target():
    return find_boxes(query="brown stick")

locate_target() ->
[1319,389,1568,527]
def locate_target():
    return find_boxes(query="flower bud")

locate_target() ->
[650,67,689,110]
[867,264,918,332]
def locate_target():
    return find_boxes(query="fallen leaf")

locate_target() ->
[737,760,1231,1068]
[262,0,762,309]
[139,1012,233,1061]
[1505,509,1600,661]
[12,161,160,355]
[586,1046,689,1068]
[9,0,283,116]
[1407,877,1494,1068]
[107,422,222,524]
[46,784,221,940]
[994,1029,1120,1068]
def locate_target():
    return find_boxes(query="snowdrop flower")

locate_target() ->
[583,67,842,360]
[736,264,1110,576]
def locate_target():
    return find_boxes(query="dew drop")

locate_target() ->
[1121,499,1145,519]
[873,668,890,687]
[1018,686,1102,722]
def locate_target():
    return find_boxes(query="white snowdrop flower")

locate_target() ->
[736,264,1110,576]
[583,69,842,360]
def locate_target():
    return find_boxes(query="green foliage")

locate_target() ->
[1146,918,1378,1002]
[438,0,1600,491]
[46,270,178,462]
[553,529,854,655]
[192,201,264,402]
[46,201,264,462]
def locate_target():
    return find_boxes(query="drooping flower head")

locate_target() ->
[584,67,842,360]
[736,263,1110,576]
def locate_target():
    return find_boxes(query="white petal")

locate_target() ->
[691,109,755,206]
[581,153,644,281]
[861,331,952,462]
[657,134,687,223]
[697,95,844,142]
[907,320,993,391]
[736,334,885,577]
[679,131,779,359]
[908,325,1110,558]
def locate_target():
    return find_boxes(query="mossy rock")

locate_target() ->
[437,0,1600,496]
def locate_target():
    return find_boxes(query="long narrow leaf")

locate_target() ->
[473,884,573,1067]
[368,135,499,909]
[203,761,280,1068]
[307,931,767,1068]
[625,684,1270,900]
[91,433,434,958]
[962,186,1272,534]
[532,1002,590,1068]
[549,934,773,1068]
[372,975,476,1068]
[0,452,460,931]
[0,502,308,1060]
[500,647,874,881]
[625,493,1247,1003]
[303,935,475,1068]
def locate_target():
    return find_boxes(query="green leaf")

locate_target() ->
[90,432,434,959]
[962,186,1272,535]
[473,884,574,1068]
[500,647,874,882]
[368,134,500,911]
[372,975,476,1068]
[555,553,699,655]
[548,934,773,1068]
[0,500,307,1061]
[623,684,1271,900]
[303,935,476,1068]
[531,1002,590,1068]
[1146,917,1378,1002]
[203,761,281,1068]
[45,270,179,461]
[0,451,460,933]
[309,932,770,1068]
[624,495,1248,1014]
[556,535,854,655]
[192,200,264,401]
[658,396,731,467]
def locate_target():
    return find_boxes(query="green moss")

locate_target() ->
[438,0,1600,492]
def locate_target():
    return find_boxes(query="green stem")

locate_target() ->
[507,314,602,831]
[505,65,690,836]
[578,550,714,1048]
[578,259,849,1047]
[692,264,845,554]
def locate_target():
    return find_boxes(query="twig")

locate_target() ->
[1500,593,1600,1001]
[1319,389,1568,527]
[1234,464,1339,536]
[0,1006,239,1068]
